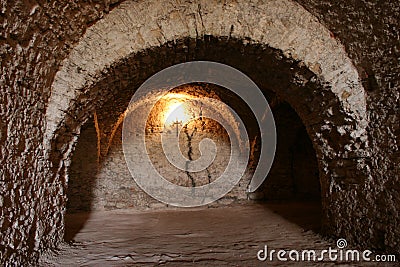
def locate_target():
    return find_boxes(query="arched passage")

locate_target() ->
[45,0,369,242]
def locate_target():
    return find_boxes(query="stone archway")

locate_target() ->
[45,0,369,242]
[46,0,367,139]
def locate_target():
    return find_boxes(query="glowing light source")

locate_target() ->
[165,102,190,125]
[163,93,192,126]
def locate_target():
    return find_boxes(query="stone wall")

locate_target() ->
[0,0,399,265]
[67,84,251,212]
[67,123,240,212]
[295,0,400,254]
[67,97,320,213]
[0,0,122,265]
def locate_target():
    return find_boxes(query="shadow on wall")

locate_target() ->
[254,102,322,232]
[65,120,98,241]
[257,102,321,200]
[64,100,322,242]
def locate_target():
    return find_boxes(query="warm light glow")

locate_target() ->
[164,102,190,125]
[162,93,192,127]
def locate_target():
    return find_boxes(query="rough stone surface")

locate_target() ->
[1,0,123,265]
[295,0,400,255]
[0,0,399,265]
[67,95,320,212]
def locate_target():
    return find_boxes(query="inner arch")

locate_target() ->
[44,0,370,244]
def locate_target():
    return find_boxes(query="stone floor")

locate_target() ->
[40,202,397,266]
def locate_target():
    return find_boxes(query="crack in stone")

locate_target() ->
[206,168,212,184]
[198,116,213,185]
[197,3,205,33]
[184,124,197,187]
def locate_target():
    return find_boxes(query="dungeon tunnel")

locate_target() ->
[44,0,370,262]
[43,0,370,260]
[2,0,399,265]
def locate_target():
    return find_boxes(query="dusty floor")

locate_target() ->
[40,202,396,266]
